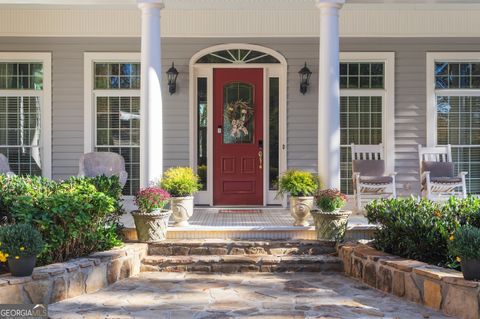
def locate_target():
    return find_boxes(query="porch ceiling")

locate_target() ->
[0,0,479,10]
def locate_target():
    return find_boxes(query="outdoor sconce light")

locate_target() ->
[298,62,312,95]
[166,62,179,95]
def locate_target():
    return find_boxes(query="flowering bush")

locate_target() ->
[160,167,201,197]
[316,189,347,212]
[135,187,170,213]
[0,224,44,261]
[449,225,480,262]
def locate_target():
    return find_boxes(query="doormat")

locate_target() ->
[218,209,263,214]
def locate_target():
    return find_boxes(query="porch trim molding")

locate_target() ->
[1,7,480,38]
[426,52,480,147]
[0,52,52,179]
[188,43,287,206]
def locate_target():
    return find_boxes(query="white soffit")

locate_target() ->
[0,1,480,37]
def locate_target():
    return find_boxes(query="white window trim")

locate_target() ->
[83,52,141,199]
[189,44,288,206]
[340,52,396,177]
[0,52,52,178]
[426,52,480,147]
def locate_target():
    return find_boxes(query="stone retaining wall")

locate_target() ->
[338,243,479,319]
[0,243,147,304]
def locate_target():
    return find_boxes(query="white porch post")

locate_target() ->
[316,0,344,189]
[138,0,164,187]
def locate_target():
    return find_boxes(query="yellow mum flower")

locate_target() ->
[19,247,25,251]
[4,253,9,258]
[456,256,462,262]
[15,256,19,260]
[449,235,455,241]
[0,252,6,263]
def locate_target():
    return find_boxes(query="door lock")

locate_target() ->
[258,150,263,170]
[217,125,222,134]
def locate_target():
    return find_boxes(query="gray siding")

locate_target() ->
[1,37,480,195]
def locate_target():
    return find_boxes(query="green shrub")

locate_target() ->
[316,189,347,212]
[0,175,123,265]
[366,196,480,268]
[160,167,201,197]
[0,223,44,258]
[276,170,320,198]
[449,225,480,261]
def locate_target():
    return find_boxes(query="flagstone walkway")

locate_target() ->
[49,272,450,319]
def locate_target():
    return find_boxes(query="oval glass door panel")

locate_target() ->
[223,82,254,144]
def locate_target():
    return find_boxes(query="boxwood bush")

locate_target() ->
[0,175,124,265]
[366,196,480,268]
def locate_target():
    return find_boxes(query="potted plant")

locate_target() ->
[312,189,351,241]
[0,224,44,277]
[277,170,320,226]
[160,167,201,226]
[131,187,172,242]
[449,225,480,280]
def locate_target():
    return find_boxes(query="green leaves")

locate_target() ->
[276,170,320,198]
[449,225,480,261]
[0,175,123,265]
[159,167,201,197]
[0,223,44,257]
[365,196,480,269]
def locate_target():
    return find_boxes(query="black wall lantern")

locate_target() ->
[298,62,312,95]
[166,62,179,95]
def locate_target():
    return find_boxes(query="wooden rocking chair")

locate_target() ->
[418,144,467,201]
[351,143,397,211]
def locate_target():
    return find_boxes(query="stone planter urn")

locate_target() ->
[132,209,172,242]
[170,196,194,226]
[311,210,351,241]
[8,255,36,277]
[290,196,314,226]
[461,259,480,281]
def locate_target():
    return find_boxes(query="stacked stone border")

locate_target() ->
[338,242,479,319]
[0,243,147,304]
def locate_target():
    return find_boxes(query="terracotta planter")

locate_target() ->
[8,255,36,277]
[461,259,480,281]
[132,209,172,242]
[170,196,194,226]
[289,196,314,226]
[311,210,351,241]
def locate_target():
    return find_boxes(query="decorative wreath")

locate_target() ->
[224,100,253,139]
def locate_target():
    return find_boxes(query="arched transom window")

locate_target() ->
[196,49,280,64]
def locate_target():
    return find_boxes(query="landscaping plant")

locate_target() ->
[135,187,171,213]
[276,170,320,198]
[449,225,480,263]
[159,167,201,197]
[0,175,124,265]
[0,223,44,260]
[316,189,347,212]
[365,195,480,269]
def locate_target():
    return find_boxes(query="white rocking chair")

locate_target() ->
[351,143,397,211]
[0,154,15,176]
[418,144,467,201]
[78,152,128,187]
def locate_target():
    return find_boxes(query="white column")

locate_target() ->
[138,0,164,187]
[316,0,344,189]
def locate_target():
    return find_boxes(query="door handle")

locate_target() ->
[258,150,263,170]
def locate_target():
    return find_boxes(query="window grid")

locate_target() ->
[0,63,43,90]
[94,63,140,90]
[95,94,140,196]
[340,96,383,194]
[436,95,480,193]
[435,62,480,89]
[340,62,384,89]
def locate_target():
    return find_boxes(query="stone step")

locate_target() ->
[141,254,342,273]
[147,239,337,256]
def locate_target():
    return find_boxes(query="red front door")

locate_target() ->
[213,68,263,205]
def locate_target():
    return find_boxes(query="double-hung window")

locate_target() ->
[427,53,480,194]
[0,53,51,177]
[85,53,140,196]
[339,53,395,195]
